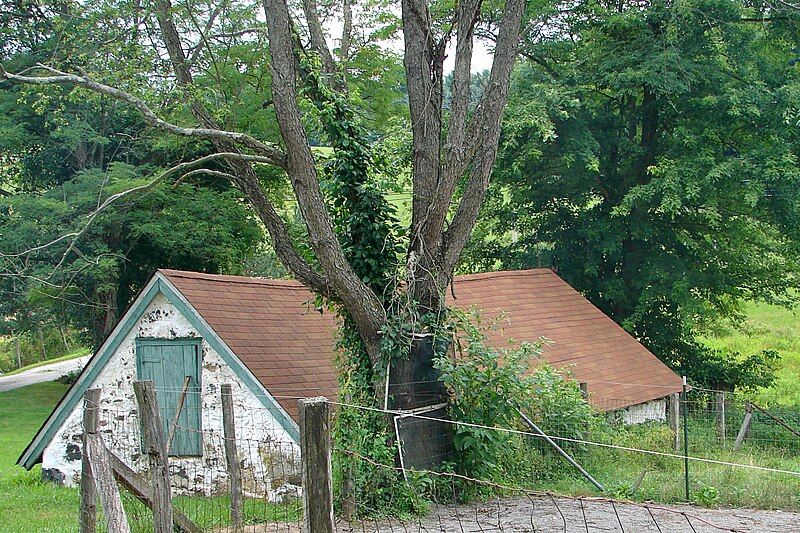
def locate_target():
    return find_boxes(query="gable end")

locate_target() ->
[18,273,299,470]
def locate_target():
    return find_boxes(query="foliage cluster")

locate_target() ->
[0,166,262,347]
[466,0,800,391]
[0,328,84,373]
[434,309,593,483]
[334,305,595,516]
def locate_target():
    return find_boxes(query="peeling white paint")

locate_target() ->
[620,398,667,425]
[42,293,300,500]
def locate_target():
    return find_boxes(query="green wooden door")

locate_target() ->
[136,339,202,456]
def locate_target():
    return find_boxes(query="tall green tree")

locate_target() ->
[467,0,800,388]
[0,165,263,346]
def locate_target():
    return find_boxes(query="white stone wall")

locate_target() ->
[620,398,667,425]
[41,293,300,500]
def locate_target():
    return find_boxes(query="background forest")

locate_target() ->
[1,0,799,402]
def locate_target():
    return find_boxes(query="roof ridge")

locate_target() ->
[453,268,554,283]
[161,267,555,288]
[159,269,307,289]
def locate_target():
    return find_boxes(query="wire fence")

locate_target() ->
[78,379,800,532]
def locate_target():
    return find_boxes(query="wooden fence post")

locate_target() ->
[86,434,131,533]
[80,389,100,533]
[133,380,173,533]
[299,397,334,533]
[221,384,243,530]
[734,400,753,451]
[716,391,726,441]
[669,393,680,452]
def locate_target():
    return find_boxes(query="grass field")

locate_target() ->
[0,381,79,532]
[700,300,800,407]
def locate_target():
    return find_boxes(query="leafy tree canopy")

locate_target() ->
[466,0,800,389]
[0,164,262,346]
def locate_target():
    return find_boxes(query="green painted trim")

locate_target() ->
[19,272,300,470]
[135,337,204,456]
[18,276,164,469]
[156,276,300,442]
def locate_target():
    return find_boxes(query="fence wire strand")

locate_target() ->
[77,381,800,532]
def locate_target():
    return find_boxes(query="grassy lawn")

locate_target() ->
[1,348,90,378]
[0,381,78,532]
[700,300,800,406]
[0,381,300,532]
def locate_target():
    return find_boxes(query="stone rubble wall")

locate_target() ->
[41,293,300,501]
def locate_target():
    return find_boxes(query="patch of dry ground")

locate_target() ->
[218,495,799,532]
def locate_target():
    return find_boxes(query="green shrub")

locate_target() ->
[435,309,594,485]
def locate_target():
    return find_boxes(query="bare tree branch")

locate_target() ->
[1,152,235,262]
[301,0,345,91]
[153,0,332,296]
[418,0,483,258]
[341,0,353,62]
[186,2,225,65]
[0,63,288,168]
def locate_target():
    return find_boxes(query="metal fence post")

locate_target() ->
[682,376,690,501]
[299,397,334,533]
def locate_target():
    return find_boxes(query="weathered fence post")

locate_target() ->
[299,397,334,533]
[133,380,173,533]
[734,400,753,451]
[669,393,680,452]
[80,389,100,533]
[221,384,243,530]
[86,434,131,532]
[715,391,726,441]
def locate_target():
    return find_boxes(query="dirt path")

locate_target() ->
[0,354,90,392]
[218,496,798,532]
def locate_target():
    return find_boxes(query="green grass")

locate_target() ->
[0,381,79,532]
[505,416,800,511]
[1,348,90,377]
[0,381,300,531]
[700,300,800,406]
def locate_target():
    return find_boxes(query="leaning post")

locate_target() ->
[133,380,173,533]
[80,388,101,533]
[299,397,334,533]
[733,400,753,451]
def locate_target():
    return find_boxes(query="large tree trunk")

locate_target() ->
[1,0,527,410]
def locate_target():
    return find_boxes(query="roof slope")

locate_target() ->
[161,269,682,418]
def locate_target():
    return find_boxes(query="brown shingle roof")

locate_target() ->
[160,269,682,421]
